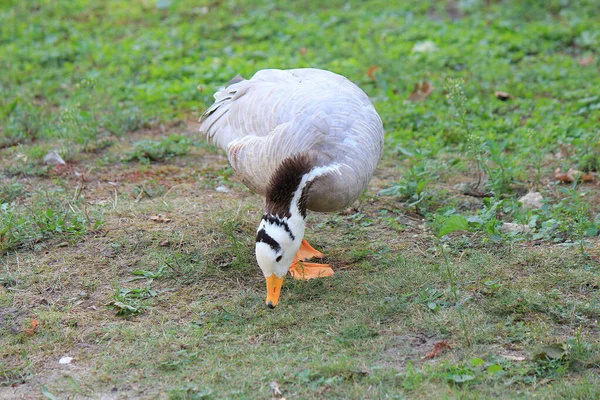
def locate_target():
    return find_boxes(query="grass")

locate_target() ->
[1,0,599,398]
[125,134,194,164]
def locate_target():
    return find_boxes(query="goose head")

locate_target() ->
[255,153,341,308]
[256,213,304,308]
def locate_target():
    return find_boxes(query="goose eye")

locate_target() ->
[276,255,282,262]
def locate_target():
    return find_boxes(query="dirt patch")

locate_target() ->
[0,307,26,335]
[380,333,444,372]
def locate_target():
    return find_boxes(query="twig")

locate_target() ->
[113,188,118,209]
[162,183,184,200]
[457,250,466,264]
[135,185,146,203]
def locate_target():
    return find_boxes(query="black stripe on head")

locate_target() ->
[256,228,281,252]
[262,214,295,241]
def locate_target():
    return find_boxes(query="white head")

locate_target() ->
[255,214,304,308]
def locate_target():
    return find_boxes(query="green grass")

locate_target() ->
[125,134,194,164]
[1,0,599,398]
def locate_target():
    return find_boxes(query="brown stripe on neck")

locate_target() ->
[265,153,315,219]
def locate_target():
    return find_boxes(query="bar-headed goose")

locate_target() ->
[200,68,384,308]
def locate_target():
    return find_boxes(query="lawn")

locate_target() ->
[1,0,600,398]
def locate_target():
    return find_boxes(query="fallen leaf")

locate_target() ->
[340,207,358,216]
[581,172,594,182]
[24,319,39,336]
[554,168,575,183]
[555,168,595,183]
[299,47,307,56]
[150,215,171,223]
[578,54,594,66]
[408,81,434,102]
[367,65,380,80]
[494,91,513,101]
[425,340,452,359]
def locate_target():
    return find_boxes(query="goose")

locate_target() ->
[199,68,384,308]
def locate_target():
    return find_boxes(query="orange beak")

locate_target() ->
[265,274,285,309]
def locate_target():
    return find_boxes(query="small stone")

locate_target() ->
[499,222,531,234]
[412,40,438,53]
[519,192,543,209]
[59,357,73,364]
[215,185,230,193]
[494,91,513,101]
[43,151,66,165]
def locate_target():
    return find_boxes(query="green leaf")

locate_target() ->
[470,357,484,367]
[113,301,140,316]
[155,0,171,9]
[486,364,503,374]
[65,375,82,392]
[451,374,475,383]
[584,226,598,237]
[438,215,469,237]
[415,180,426,195]
[534,343,567,360]
[466,215,483,224]
[41,386,58,400]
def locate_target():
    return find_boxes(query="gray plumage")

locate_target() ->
[199,68,384,212]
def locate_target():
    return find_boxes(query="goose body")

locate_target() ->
[200,68,384,307]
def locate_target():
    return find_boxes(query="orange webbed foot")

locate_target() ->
[296,238,325,261]
[289,239,333,280]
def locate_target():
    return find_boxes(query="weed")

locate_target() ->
[379,163,431,212]
[400,362,422,391]
[168,384,213,399]
[108,266,169,316]
[579,153,599,173]
[338,324,379,343]
[0,180,23,203]
[129,265,167,283]
[125,135,193,164]
[217,217,251,271]
[0,99,42,148]
[435,214,472,346]
[445,78,471,142]
[523,188,600,249]
[445,79,526,196]
[0,190,102,253]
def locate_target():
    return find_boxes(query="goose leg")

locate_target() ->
[289,239,334,280]
[296,238,325,260]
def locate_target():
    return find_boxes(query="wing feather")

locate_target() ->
[199,68,384,204]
